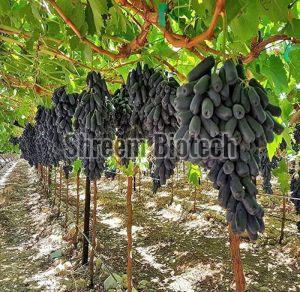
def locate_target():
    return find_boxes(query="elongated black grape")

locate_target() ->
[258,148,279,194]
[174,57,284,239]
[126,63,179,192]
[73,71,115,180]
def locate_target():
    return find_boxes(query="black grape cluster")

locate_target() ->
[113,84,132,140]
[52,87,78,134]
[291,174,300,215]
[145,76,179,192]
[113,84,133,166]
[259,148,280,194]
[35,106,66,167]
[126,62,179,192]
[52,87,79,165]
[292,123,300,152]
[9,136,20,146]
[34,107,54,166]
[104,167,117,180]
[174,56,284,239]
[126,62,156,138]
[73,71,115,180]
[18,123,37,167]
[63,163,73,180]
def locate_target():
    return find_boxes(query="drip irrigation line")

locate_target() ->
[267,213,300,225]
[258,192,300,202]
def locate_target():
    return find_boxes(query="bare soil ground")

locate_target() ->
[0,160,299,291]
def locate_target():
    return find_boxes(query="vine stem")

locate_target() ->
[229,225,245,292]
[75,170,80,248]
[65,177,69,227]
[221,11,228,60]
[279,196,286,244]
[57,165,62,218]
[52,167,57,207]
[126,176,133,292]
[82,177,91,265]
[47,0,151,60]
[89,179,98,287]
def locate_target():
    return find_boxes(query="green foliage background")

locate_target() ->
[0,0,299,154]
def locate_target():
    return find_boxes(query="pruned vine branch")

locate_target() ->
[154,56,186,81]
[117,0,226,48]
[47,0,151,60]
[242,34,300,63]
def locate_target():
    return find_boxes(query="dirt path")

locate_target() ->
[0,160,63,291]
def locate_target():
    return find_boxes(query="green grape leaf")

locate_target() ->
[261,55,288,94]
[267,133,282,160]
[282,126,292,149]
[73,159,82,173]
[106,155,118,169]
[272,159,290,194]
[280,98,293,122]
[88,0,107,34]
[285,18,300,38]
[187,162,202,186]
[57,0,74,20]
[289,49,300,81]
[120,160,134,177]
[230,1,259,42]
[0,0,10,15]
[259,0,290,22]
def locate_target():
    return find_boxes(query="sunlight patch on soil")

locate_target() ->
[136,245,168,273]
[167,263,221,291]
[0,161,18,188]
[101,214,123,229]
[157,203,184,221]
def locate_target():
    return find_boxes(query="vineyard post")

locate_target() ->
[89,179,98,287]
[65,176,69,227]
[126,175,133,292]
[37,164,41,180]
[133,173,136,192]
[52,167,57,207]
[193,185,197,213]
[118,173,123,196]
[229,225,246,292]
[48,165,52,195]
[279,196,287,244]
[82,176,91,265]
[170,175,174,205]
[41,165,44,184]
[57,165,62,218]
[75,169,80,248]
[138,168,141,196]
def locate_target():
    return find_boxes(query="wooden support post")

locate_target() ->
[48,165,52,195]
[82,177,91,265]
[65,177,69,227]
[75,170,81,248]
[38,164,42,180]
[89,179,98,287]
[126,176,133,292]
[133,174,136,192]
[41,165,44,183]
[57,165,62,218]
[52,167,57,206]
[138,169,141,195]
[229,225,245,292]
[193,185,197,212]
[279,196,286,244]
[169,175,174,206]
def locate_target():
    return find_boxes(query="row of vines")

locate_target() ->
[0,0,300,291]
